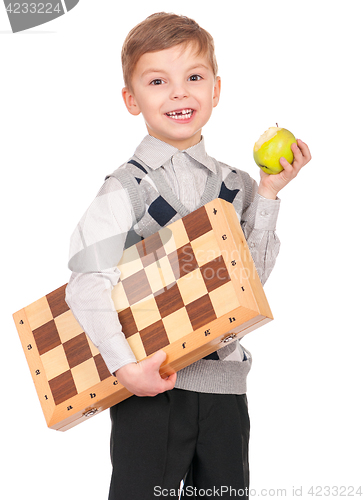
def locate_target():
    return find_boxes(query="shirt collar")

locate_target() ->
[134,135,217,174]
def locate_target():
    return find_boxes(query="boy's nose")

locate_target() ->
[170,84,189,100]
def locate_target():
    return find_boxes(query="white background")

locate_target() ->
[1,0,363,498]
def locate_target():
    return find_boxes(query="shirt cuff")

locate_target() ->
[97,333,137,375]
[248,193,281,230]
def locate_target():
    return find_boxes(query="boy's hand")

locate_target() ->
[257,139,312,200]
[115,350,177,397]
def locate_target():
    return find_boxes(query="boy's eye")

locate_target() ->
[150,79,164,85]
[189,74,202,81]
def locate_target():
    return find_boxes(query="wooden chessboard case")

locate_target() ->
[13,198,273,431]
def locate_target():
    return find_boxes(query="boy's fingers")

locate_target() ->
[297,139,312,160]
[161,372,177,391]
[279,157,292,169]
[292,142,302,157]
[148,349,167,368]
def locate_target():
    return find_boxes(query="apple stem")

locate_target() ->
[276,122,278,127]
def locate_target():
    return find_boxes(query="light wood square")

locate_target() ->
[160,218,189,253]
[157,255,176,288]
[144,261,166,293]
[131,296,161,331]
[71,358,100,394]
[191,230,221,267]
[41,344,69,381]
[118,246,143,279]
[162,308,193,343]
[126,333,146,361]
[26,296,53,330]
[143,256,177,293]
[55,309,84,344]
[177,268,208,305]
[111,282,130,311]
[209,281,240,318]
[87,336,100,357]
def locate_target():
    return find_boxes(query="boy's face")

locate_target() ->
[122,43,221,150]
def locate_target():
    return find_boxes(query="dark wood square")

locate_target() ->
[94,354,111,381]
[118,307,138,338]
[63,332,93,370]
[122,269,152,306]
[33,320,61,356]
[169,244,198,280]
[139,319,170,356]
[201,255,231,293]
[46,284,69,318]
[154,283,184,318]
[182,206,212,242]
[49,370,78,405]
[136,232,166,267]
[186,294,217,331]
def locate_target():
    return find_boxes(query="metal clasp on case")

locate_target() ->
[83,408,99,418]
[221,333,237,343]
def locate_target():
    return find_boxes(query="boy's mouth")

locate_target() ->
[165,108,194,120]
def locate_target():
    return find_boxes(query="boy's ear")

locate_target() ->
[213,76,222,108]
[122,87,141,116]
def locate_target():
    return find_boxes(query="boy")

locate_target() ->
[65,12,311,499]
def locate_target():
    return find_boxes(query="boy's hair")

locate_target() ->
[121,12,218,91]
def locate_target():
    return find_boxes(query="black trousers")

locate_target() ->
[108,388,250,500]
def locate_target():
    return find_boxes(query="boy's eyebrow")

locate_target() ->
[140,68,166,78]
[140,63,211,79]
[187,63,211,72]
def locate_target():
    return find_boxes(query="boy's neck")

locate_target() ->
[147,131,202,151]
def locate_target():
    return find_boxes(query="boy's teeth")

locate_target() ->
[166,109,193,119]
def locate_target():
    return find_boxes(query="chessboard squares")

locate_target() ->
[54,309,84,344]
[154,283,184,318]
[122,268,152,306]
[169,244,198,281]
[46,284,69,318]
[135,232,166,267]
[183,206,212,242]
[33,319,61,356]
[159,218,190,254]
[186,294,217,331]
[117,307,138,339]
[86,335,100,357]
[71,358,101,394]
[153,255,176,290]
[177,268,209,306]
[144,261,168,294]
[162,307,193,344]
[126,332,146,360]
[40,344,70,382]
[49,370,78,406]
[131,296,161,331]
[93,354,110,381]
[117,245,143,279]
[139,319,170,356]
[112,281,130,312]
[190,229,222,267]
[208,281,240,318]
[200,255,231,293]
[25,296,53,331]
[63,332,93,370]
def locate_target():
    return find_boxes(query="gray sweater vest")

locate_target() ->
[107,157,254,394]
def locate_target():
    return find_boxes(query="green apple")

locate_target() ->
[253,126,297,175]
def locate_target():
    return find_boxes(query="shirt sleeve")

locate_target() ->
[65,177,138,375]
[241,178,281,286]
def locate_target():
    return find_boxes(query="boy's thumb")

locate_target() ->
[150,349,167,368]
